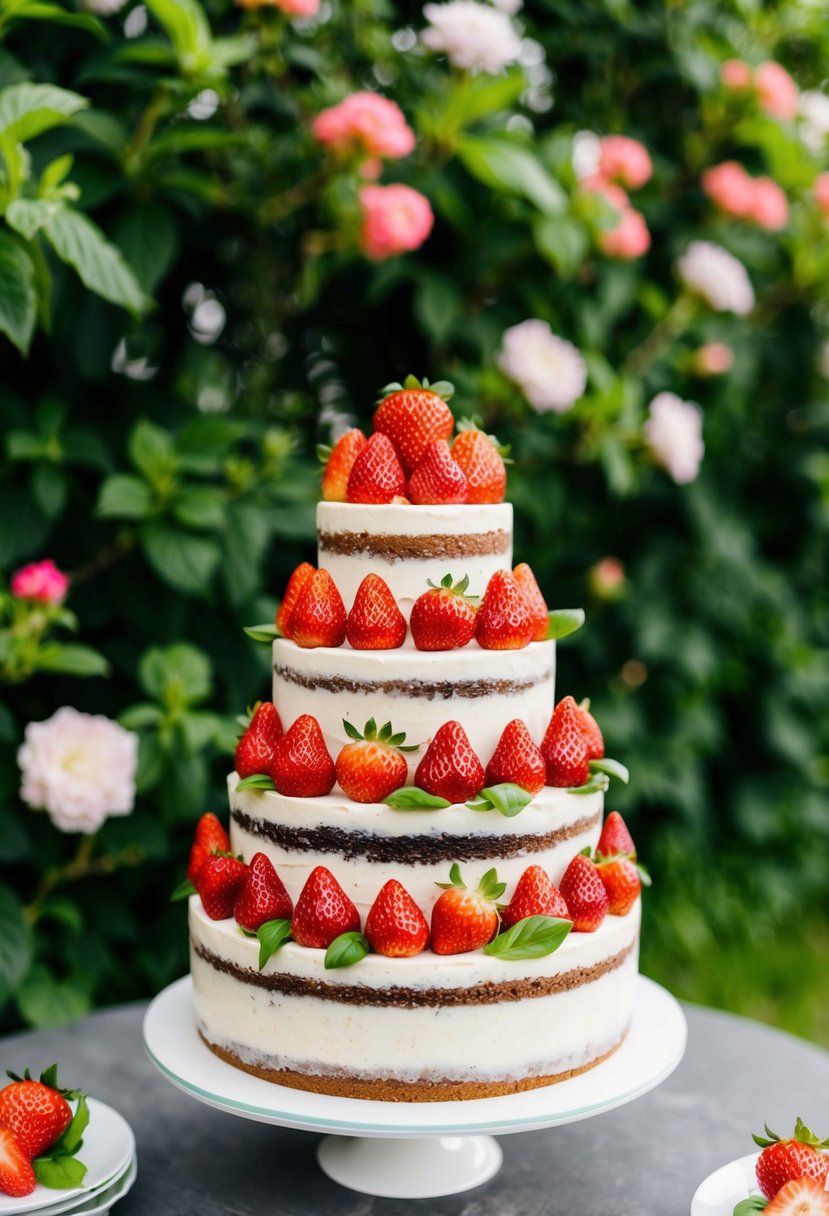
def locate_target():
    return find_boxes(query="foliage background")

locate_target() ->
[0,0,827,1040]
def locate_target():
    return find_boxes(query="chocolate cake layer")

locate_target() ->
[318,529,511,561]
[273,665,552,699]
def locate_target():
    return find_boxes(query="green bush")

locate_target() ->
[1,0,827,1035]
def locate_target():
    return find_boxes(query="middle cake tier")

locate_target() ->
[272,638,556,771]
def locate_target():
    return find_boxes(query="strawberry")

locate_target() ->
[451,425,507,504]
[335,717,416,803]
[501,865,570,929]
[596,858,640,916]
[187,812,231,885]
[410,574,478,651]
[234,852,293,931]
[576,697,605,760]
[277,562,315,638]
[346,574,407,650]
[415,720,485,804]
[196,853,248,920]
[365,879,430,957]
[0,1067,73,1159]
[513,563,549,642]
[346,432,406,504]
[764,1178,829,1215]
[431,865,505,955]
[373,375,454,474]
[271,714,336,797]
[0,1128,35,1198]
[286,569,347,649]
[407,440,469,505]
[755,1121,829,1201]
[235,702,284,779]
[291,866,360,948]
[484,719,546,795]
[475,569,535,650]
[540,696,591,788]
[597,811,637,861]
[559,853,609,932]
[321,428,367,502]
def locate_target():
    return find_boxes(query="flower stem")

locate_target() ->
[25,836,145,925]
[623,293,696,376]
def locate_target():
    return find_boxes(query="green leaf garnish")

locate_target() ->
[324,931,369,970]
[478,867,507,901]
[257,918,292,970]
[236,773,276,793]
[733,1199,768,1216]
[170,878,197,901]
[34,1155,87,1190]
[57,1093,89,1156]
[243,623,281,643]
[546,608,585,641]
[589,757,629,785]
[483,915,572,960]
[567,773,610,795]
[385,787,452,810]
[466,783,533,817]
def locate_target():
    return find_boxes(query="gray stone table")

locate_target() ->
[1,995,828,1216]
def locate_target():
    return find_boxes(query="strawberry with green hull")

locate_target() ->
[415,720,485,804]
[271,714,336,797]
[541,696,591,788]
[346,432,406,503]
[235,853,293,932]
[197,854,248,920]
[407,440,469,505]
[291,866,361,948]
[365,879,430,957]
[754,1120,829,1200]
[373,375,454,474]
[483,718,546,795]
[431,865,505,955]
[560,853,609,932]
[410,573,478,651]
[597,810,636,859]
[501,865,569,929]
[451,423,507,504]
[235,702,283,779]
[346,573,407,650]
[475,569,535,650]
[287,569,346,649]
[277,562,315,638]
[320,428,367,502]
[336,718,419,804]
[595,811,647,915]
[0,1067,73,1160]
[187,812,231,885]
[0,1065,90,1197]
[512,562,549,642]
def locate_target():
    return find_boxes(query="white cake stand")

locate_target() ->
[143,974,686,1199]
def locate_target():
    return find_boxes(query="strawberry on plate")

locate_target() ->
[410,574,478,651]
[501,865,569,929]
[0,1066,74,1160]
[291,866,360,948]
[187,812,231,885]
[196,854,248,920]
[235,701,283,779]
[475,569,535,650]
[0,1127,35,1198]
[512,562,549,642]
[415,720,485,804]
[346,574,407,650]
[271,714,336,798]
[451,423,507,504]
[597,810,637,860]
[335,717,418,803]
[431,865,505,955]
[576,697,605,760]
[286,568,347,649]
[407,440,469,505]
[320,428,367,502]
[277,562,315,638]
[764,1178,829,1215]
[373,375,454,474]
[235,852,293,932]
[346,432,406,503]
[755,1120,829,1200]
[559,854,609,932]
[365,879,429,957]
[483,719,546,795]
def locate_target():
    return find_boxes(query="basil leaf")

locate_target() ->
[58,1093,89,1156]
[589,757,630,785]
[385,787,452,810]
[324,931,369,970]
[466,783,533,817]
[236,773,276,793]
[483,915,572,960]
[243,623,280,643]
[34,1155,87,1189]
[567,773,609,795]
[257,918,292,970]
[733,1199,768,1216]
[545,608,585,641]
[170,878,196,902]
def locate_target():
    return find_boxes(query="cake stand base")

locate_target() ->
[317,1133,503,1198]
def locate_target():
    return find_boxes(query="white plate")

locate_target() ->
[67,1155,137,1216]
[17,1157,134,1216]
[0,1100,135,1216]
[691,1152,761,1216]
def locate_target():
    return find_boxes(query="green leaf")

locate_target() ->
[242,623,280,644]
[546,608,585,641]
[484,915,572,961]
[466,783,533,817]
[385,787,452,810]
[129,419,175,482]
[6,197,59,241]
[33,1154,87,1189]
[257,918,291,970]
[15,967,89,1030]
[0,884,31,1007]
[34,644,109,677]
[589,757,630,785]
[568,773,610,795]
[141,522,220,596]
[170,878,196,901]
[0,83,88,142]
[57,1093,89,1156]
[113,202,178,295]
[458,136,566,214]
[139,641,211,704]
[172,485,226,531]
[733,1199,768,1216]
[533,215,590,277]
[0,230,36,355]
[478,867,507,901]
[43,204,147,317]
[342,719,363,741]
[32,464,67,518]
[144,0,213,74]
[118,702,163,730]
[96,474,154,520]
[413,274,462,343]
[235,774,276,793]
[2,3,105,38]
[324,932,369,970]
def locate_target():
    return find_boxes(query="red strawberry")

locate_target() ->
[756,1122,829,1201]
[346,432,406,504]
[415,720,485,804]
[540,696,591,788]
[410,574,477,651]
[597,811,637,860]
[234,852,293,931]
[235,702,284,779]
[373,376,454,474]
[321,428,367,502]
[484,719,546,794]
[431,865,505,955]
[559,854,609,932]
[407,440,469,505]
[187,812,231,885]
[365,879,429,957]
[287,569,346,649]
[196,853,248,920]
[764,1178,829,1215]
[0,1128,35,1198]
[277,562,315,638]
[501,865,570,929]
[0,1069,73,1160]
[346,574,407,650]
[513,563,549,642]
[576,697,605,760]
[596,858,640,916]
[475,569,535,650]
[291,866,360,948]
[451,426,507,504]
[335,718,415,803]
[271,714,336,797]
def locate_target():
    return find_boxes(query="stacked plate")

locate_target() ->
[0,1100,137,1216]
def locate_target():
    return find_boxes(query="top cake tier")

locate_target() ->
[316,502,513,620]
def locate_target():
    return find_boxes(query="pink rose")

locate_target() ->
[599,208,651,259]
[721,59,753,91]
[581,174,629,211]
[359,184,434,260]
[597,136,652,190]
[813,173,829,218]
[11,559,70,604]
[312,93,416,160]
[692,342,734,376]
[701,161,755,218]
[747,177,788,230]
[755,61,798,120]
[237,0,318,11]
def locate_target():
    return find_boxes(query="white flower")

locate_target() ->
[644,392,704,485]
[18,707,138,835]
[799,90,829,154]
[80,0,127,13]
[677,241,755,316]
[571,130,601,180]
[421,1,521,74]
[498,319,588,413]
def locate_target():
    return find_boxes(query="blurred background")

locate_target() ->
[1,0,827,1042]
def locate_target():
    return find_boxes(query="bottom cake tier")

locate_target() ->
[189,898,641,1102]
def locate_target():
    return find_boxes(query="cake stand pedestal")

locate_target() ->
[143,975,686,1200]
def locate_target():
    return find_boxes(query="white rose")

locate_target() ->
[799,90,829,155]
[421,1,522,74]
[676,241,755,316]
[498,319,588,413]
[644,392,705,485]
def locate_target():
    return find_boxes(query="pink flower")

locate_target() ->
[581,174,629,211]
[237,0,319,10]
[11,559,69,604]
[597,136,652,190]
[599,208,651,259]
[312,93,416,160]
[701,161,756,218]
[644,392,705,485]
[692,342,734,376]
[588,557,626,601]
[359,184,434,260]
[747,176,788,230]
[755,61,798,120]
[813,173,829,218]
[721,59,753,91]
